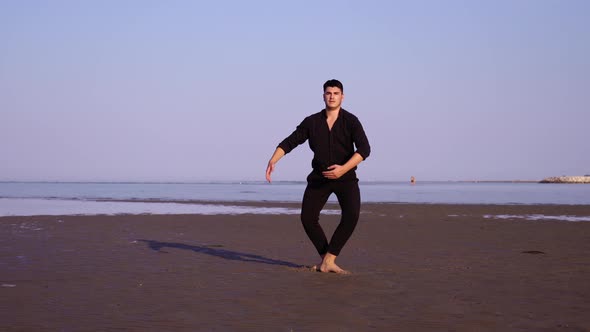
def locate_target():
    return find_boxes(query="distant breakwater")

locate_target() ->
[540,176,590,184]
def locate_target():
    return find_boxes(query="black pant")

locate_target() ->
[300,179,361,256]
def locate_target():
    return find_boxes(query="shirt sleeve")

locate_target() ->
[352,117,371,160]
[277,117,310,154]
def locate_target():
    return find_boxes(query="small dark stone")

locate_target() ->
[521,250,546,254]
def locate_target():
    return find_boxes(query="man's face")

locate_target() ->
[323,86,344,110]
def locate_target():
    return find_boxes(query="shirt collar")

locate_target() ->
[321,108,344,118]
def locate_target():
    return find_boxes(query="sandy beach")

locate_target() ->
[1,203,590,331]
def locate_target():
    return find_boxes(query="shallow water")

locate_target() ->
[1,181,589,204]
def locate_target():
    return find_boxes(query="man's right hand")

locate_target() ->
[265,147,285,183]
[265,161,275,183]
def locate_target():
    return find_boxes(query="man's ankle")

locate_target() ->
[323,252,337,263]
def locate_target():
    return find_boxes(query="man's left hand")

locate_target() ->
[322,165,345,179]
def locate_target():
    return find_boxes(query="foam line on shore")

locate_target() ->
[483,214,590,222]
[0,198,340,216]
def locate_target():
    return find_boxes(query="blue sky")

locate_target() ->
[1,1,588,182]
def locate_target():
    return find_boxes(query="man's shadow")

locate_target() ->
[137,239,303,268]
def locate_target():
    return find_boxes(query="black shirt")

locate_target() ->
[278,108,371,182]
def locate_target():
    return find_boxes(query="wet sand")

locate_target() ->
[1,203,590,331]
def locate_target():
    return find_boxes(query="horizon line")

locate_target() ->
[0,179,545,184]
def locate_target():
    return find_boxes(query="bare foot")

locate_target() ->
[311,260,323,272]
[311,253,351,274]
[311,255,325,272]
[318,260,350,274]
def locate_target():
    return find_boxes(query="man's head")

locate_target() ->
[323,79,343,93]
[323,79,344,111]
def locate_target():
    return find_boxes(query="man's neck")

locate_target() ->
[325,107,341,119]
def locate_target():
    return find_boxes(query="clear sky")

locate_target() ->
[1,1,588,182]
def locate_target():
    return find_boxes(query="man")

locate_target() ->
[265,79,371,274]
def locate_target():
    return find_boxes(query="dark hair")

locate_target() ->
[323,79,343,93]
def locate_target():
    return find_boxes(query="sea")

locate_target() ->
[0,181,589,217]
